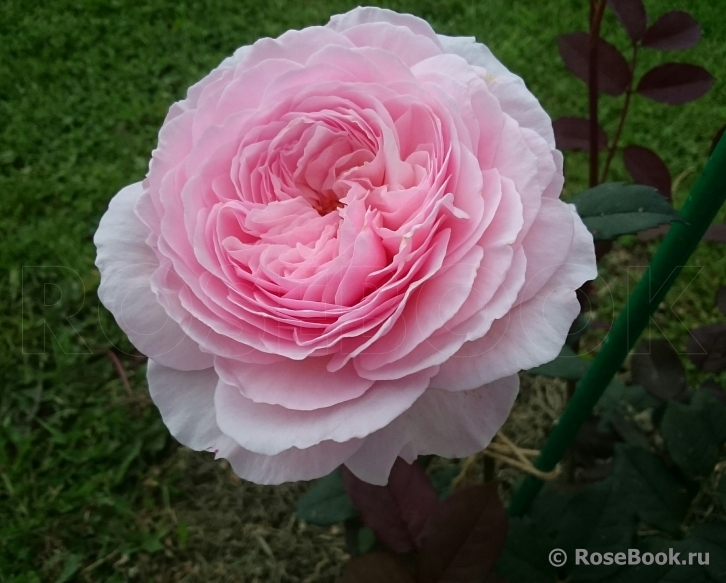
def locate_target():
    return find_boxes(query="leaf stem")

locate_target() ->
[588,0,607,187]
[601,44,639,182]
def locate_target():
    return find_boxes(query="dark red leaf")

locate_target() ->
[484,573,509,583]
[687,323,726,373]
[553,117,608,151]
[631,339,687,401]
[341,459,439,554]
[623,145,672,200]
[339,553,415,583]
[558,32,631,96]
[637,63,714,104]
[417,483,508,583]
[704,224,726,243]
[717,287,726,316]
[608,0,647,43]
[643,10,701,51]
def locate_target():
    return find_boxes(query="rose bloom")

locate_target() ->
[95,8,596,485]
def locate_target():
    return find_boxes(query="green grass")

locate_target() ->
[1,0,724,580]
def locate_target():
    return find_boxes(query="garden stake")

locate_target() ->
[509,134,726,517]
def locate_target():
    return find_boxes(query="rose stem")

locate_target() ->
[509,134,726,517]
[601,43,639,183]
[588,0,607,188]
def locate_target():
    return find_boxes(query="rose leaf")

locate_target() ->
[528,345,591,380]
[553,117,608,151]
[296,468,358,526]
[608,0,648,43]
[494,518,559,583]
[612,443,690,534]
[637,63,714,104]
[557,32,631,96]
[623,145,672,201]
[642,11,701,51]
[417,482,508,583]
[341,458,439,554]
[569,182,679,241]
[630,339,687,402]
[686,323,726,373]
[660,389,726,479]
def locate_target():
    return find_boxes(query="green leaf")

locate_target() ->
[599,380,661,414]
[660,389,726,479]
[569,182,679,241]
[597,380,661,438]
[529,486,570,540]
[556,479,636,581]
[528,345,591,380]
[296,468,358,526]
[495,518,559,583]
[612,444,690,534]
[610,417,651,450]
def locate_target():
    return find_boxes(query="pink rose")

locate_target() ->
[95,8,596,485]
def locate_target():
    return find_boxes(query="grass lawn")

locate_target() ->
[1,0,724,581]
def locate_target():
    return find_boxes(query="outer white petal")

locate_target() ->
[147,360,222,450]
[438,34,556,149]
[327,7,444,49]
[344,375,519,485]
[437,34,512,77]
[94,183,213,370]
[147,361,362,484]
[219,436,363,485]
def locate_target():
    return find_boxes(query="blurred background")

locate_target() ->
[1,0,724,581]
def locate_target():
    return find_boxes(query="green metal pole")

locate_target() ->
[509,135,726,517]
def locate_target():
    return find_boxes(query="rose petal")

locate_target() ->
[328,7,444,50]
[431,205,596,390]
[214,367,436,455]
[219,435,363,485]
[355,245,483,373]
[95,183,213,370]
[147,360,362,484]
[344,374,519,485]
[214,355,375,410]
[438,34,556,148]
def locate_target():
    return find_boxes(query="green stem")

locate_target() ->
[509,134,726,517]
